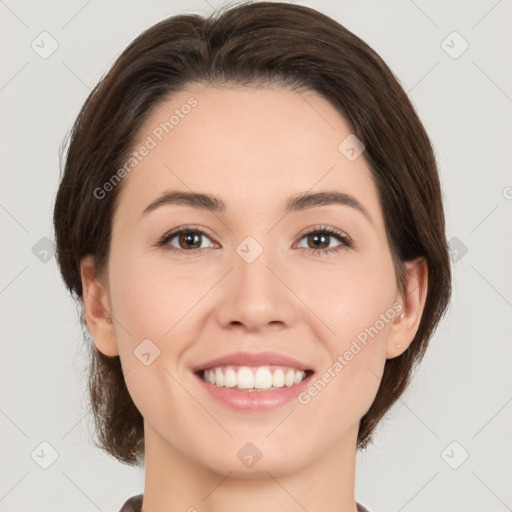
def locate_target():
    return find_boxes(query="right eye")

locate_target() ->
[157,226,217,253]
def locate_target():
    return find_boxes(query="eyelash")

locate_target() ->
[156,224,353,256]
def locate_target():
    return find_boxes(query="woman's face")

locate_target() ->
[89,85,409,476]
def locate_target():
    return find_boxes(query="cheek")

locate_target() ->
[108,261,197,423]
[109,254,202,342]
[300,258,396,417]
[302,254,398,346]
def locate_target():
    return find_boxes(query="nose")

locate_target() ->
[215,244,300,333]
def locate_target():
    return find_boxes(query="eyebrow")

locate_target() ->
[140,190,373,224]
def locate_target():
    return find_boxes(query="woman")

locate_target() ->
[52,2,452,511]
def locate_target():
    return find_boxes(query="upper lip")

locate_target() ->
[192,351,314,373]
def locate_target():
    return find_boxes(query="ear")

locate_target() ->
[386,257,428,359]
[80,255,119,357]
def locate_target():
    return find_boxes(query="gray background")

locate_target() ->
[1,0,511,511]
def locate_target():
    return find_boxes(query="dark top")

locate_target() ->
[119,493,372,511]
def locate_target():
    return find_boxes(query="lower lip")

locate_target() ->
[195,372,314,412]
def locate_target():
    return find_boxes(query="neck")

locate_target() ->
[141,422,360,512]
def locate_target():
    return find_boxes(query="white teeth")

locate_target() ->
[284,369,296,387]
[254,367,273,390]
[294,370,305,385]
[237,367,254,389]
[224,367,237,387]
[272,368,285,388]
[201,365,309,390]
[214,367,224,387]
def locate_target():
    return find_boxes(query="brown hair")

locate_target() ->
[53,0,451,466]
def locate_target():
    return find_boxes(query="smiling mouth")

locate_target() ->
[195,365,315,392]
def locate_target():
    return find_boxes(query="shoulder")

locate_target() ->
[357,501,372,512]
[118,493,143,512]
[118,494,371,512]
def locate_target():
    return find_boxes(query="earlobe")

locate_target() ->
[80,255,119,357]
[386,257,428,359]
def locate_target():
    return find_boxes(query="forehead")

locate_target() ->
[115,85,382,225]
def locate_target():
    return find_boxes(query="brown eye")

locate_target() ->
[296,226,352,255]
[304,232,331,250]
[176,231,203,250]
[158,227,216,253]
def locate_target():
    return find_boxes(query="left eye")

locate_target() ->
[296,227,352,254]
[157,225,352,255]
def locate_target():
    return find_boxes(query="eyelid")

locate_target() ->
[157,224,353,253]
[294,224,353,254]
[296,223,351,241]
[157,225,218,248]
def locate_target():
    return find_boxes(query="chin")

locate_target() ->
[195,443,311,479]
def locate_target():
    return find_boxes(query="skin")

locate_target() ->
[81,85,428,512]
